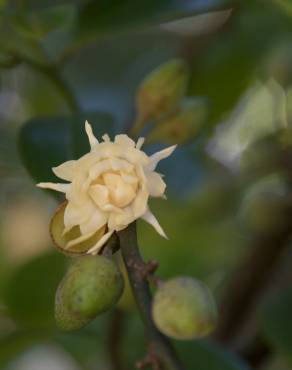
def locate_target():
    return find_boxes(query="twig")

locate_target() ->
[107,309,126,370]
[118,222,185,370]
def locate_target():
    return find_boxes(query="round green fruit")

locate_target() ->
[152,277,217,340]
[55,281,90,331]
[55,255,124,331]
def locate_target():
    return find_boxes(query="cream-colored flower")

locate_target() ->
[37,121,176,255]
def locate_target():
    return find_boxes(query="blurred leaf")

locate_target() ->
[11,5,76,40]
[260,288,292,364]
[189,1,292,129]
[75,0,234,44]
[54,315,109,367]
[140,197,242,283]
[19,117,72,185]
[0,17,46,64]
[176,340,250,370]
[18,113,114,185]
[0,331,42,368]
[4,252,67,329]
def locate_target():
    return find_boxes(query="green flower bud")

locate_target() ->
[152,277,217,340]
[147,97,208,144]
[55,255,124,331]
[136,59,189,123]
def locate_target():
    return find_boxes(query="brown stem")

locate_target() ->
[239,337,272,369]
[214,204,292,344]
[118,222,185,370]
[107,309,125,370]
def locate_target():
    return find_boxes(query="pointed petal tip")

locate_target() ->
[136,137,145,149]
[85,120,99,148]
[168,144,177,154]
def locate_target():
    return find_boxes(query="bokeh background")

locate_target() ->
[1,1,292,369]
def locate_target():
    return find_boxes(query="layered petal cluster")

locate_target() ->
[37,121,176,254]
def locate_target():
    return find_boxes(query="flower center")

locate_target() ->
[89,171,138,209]
[103,172,136,208]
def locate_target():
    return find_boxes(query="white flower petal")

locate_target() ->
[67,172,89,205]
[65,230,96,249]
[80,209,107,234]
[109,157,134,172]
[136,137,145,150]
[120,172,138,185]
[88,184,109,208]
[89,160,112,181]
[146,172,166,197]
[85,120,99,149]
[52,160,77,181]
[148,145,177,171]
[132,189,148,218]
[64,201,95,229]
[87,230,114,255]
[142,208,167,239]
[102,134,111,142]
[100,203,123,213]
[37,182,69,193]
[115,134,136,148]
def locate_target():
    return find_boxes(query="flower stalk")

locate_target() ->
[118,222,185,370]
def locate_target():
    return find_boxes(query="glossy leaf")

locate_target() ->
[4,252,66,329]
[18,113,113,185]
[76,0,234,44]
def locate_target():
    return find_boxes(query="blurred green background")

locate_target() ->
[1,0,292,369]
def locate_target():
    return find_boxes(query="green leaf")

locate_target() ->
[10,5,76,40]
[259,288,292,364]
[4,252,67,329]
[18,113,114,185]
[176,340,250,370]
[75,0,234,44]
[0,16,46,64]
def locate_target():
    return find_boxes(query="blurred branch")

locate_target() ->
[107,309,125,370]
[214,202,292,345]
[24,59,80,114]
[118,222,185,370]
[239,337,272,369]
[0,54,22,69]
[6,44,80,114]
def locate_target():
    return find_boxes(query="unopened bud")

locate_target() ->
[148,97,208,144]
[152,276,217,340]
[136,59,189,124]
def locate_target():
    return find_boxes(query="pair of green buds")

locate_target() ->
[56,254,217,341]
